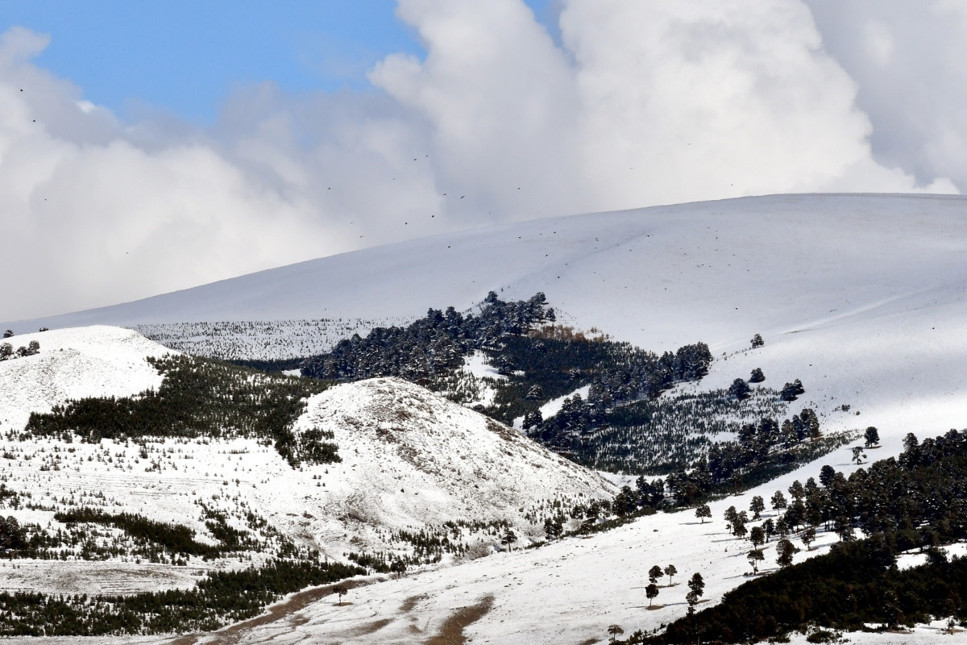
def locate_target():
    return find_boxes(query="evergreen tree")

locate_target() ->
[686,572,705,614]
[500,527,518,551]
[664,564,677,585]
[728,378,751,401]
[771,490,788,511]
[749,495,765,520]
[749,367,765,383]
[779,379,805,402]
[749,526,765,549]
[747,548,765,575]
[645,583,659,608]
[695,504,712,524]
[776,538,799,568]
[802,526,817,551]
[607,624,624,643]
[864,426,880,448]
[648,565,665,585]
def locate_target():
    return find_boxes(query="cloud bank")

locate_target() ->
[0,1,961,321]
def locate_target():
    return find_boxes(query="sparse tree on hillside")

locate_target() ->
[648,565,665,586]
[771,490,787,511]
[334,584,348,605]
[686,572,705,614]
[864,426,880,448]
[852,446,866,464]
[751,333,764,348]
[645,583,659,607]
[749,526,765,549]
[749,495,765,520]
[695,503,712,524]
[608,624,624,643]
[802,526,817,551]
[664,564,677,585]
[728,378,751,401]
[776,538,799,568]
[749,367,765,383]
[780,379,805,401]
[390,560,407,578]
[747,548,765,575]
[501,527,518,551]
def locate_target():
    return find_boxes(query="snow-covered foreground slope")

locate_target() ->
[181,475,957,645]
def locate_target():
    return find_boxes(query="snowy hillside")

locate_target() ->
[293,378,612,544]
[0,327,611,600]
[3,193,967,642]
[0,326,171,431]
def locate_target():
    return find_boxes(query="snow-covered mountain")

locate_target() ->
[0,327,611,598]
[3,193,967,643]
[8,193,967,452]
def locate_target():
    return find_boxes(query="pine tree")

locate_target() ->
[771,490,788,511]
[664,564,677,585]
[607,624,624,643]
[749,495,765,520]
[686,572,705,614]
[645,583,659,608]
[864,426,880,448]
[776,538,799,568]
[695,504,712,524]
[747,548,764,575]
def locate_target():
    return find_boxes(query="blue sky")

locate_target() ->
[0,0,553,124]
[0,1,964,321]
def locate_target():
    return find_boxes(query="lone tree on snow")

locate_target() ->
[645,583,659,608]
[686,572,705,614]
[501,527,518,552]
[608,624,624,643]
[864,426,880,448]
[664,564,677,585]
[695,503,712,523]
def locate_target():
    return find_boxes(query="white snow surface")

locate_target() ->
[0,326,171,431]
[290,377,613,544]
[4,194,967,642]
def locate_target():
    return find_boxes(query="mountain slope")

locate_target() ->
[294,377,612,539]
[0,327,612,600]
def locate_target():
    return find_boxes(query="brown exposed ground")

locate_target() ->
[424,595,494,645]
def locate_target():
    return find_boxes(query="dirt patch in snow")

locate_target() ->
[424,594,494,645]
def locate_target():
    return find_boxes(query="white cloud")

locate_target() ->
[804,0,967,192]
[0,1,962,321]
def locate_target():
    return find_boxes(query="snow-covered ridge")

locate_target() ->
[0,326,172,432]
[298,377,613,534]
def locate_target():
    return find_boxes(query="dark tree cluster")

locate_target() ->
[53,508,255,560]
[301,292,557,383]
[24,356,338,467]
[0,340,39,361]
[656,408,841,506]
[527,342,712,456]
[633,428,967,644]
